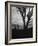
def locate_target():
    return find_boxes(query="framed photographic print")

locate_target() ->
[5,1,37,45]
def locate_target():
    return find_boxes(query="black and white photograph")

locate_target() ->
[11,5,33,39]
[5,1,37,45]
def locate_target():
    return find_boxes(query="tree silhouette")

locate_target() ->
[18,7,33,29]
[18,7,26,29]
[26,8,33,28]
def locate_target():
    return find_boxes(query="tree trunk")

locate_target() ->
[23,17,25,29]
[22,13,25,29]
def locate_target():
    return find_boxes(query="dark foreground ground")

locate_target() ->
[12,28,33,39]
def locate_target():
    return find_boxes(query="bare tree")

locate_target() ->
[26,8,33,28]
[18,7,33,29]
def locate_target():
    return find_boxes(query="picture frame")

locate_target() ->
[5,1,37,45]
